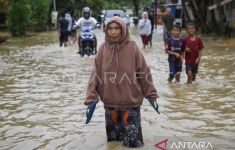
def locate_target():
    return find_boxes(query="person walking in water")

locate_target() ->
[84,16,158,148]
[148,9,155,47]
[58,13,69,47]
[65,11,72,44]
[139,12,152,50]
[163,7,175,42]
[165,24,185,83]
[184,23,204,84]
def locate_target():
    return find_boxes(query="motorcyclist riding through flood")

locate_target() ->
[75,7,99,56]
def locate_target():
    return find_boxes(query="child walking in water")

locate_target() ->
[165,24,185,82]
[84,16,158,147]
[184,23,204,84]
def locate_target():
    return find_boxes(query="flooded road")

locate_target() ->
[0,27,235,150]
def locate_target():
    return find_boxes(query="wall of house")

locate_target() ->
[230,0,235,26]
[223,0,235,28]
[209,0,235,26]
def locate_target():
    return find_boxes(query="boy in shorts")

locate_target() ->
[184,23,204,84]
[165,24,185,82]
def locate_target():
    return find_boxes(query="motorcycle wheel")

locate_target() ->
[87,48,91,57]
[80,44,85,57]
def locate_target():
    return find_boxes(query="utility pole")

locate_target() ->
[53,0,56,11]
[52,0,57,28]
[153,0,158,26]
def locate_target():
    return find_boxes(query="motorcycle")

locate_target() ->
[78,25,97,57]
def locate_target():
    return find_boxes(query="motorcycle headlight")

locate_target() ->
[89,35,94,39]
[85,35,90,38]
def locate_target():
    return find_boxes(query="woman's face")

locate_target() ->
[143,14,148,20]
[107,22,122,42]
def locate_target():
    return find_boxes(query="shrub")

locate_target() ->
[6,0,32,36]
[31,0,49,31]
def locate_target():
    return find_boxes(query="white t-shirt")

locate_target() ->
[139,19,152,36]
[75,17,97,28]
[65,13,72,31]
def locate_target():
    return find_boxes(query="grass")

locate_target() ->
[0,30,58,49]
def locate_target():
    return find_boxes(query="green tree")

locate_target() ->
[6,0,32,36]
[31,0,50,31]
[0,0,10,28]
[132,0,141,16]
[56,0,105,18]
[55,0,81,17]
[0,0,10,13]
[85,0,105,18]
[189,0,211,33]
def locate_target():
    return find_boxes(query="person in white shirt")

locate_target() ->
[65,12,72,44]
[76,7,97,54]
[139,12,152,50]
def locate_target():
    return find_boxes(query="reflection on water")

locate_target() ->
[0,30,235,150]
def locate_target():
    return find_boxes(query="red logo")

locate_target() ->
[155,139,168,150]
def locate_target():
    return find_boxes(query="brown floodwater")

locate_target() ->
[0,27,235,150]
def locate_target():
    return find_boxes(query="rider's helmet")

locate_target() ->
[83,7,91,19]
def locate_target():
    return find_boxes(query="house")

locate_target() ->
[224,0,235,27]
[208,0,235,27]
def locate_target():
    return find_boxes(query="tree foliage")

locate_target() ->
[3,0,230,36]
[56,0,105,18]
[0,0,10,28]
[0,0,10,13]
[6,0,32,36]
[188,0,211,33]
[31,0,50,31]
[55,0,152,18]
